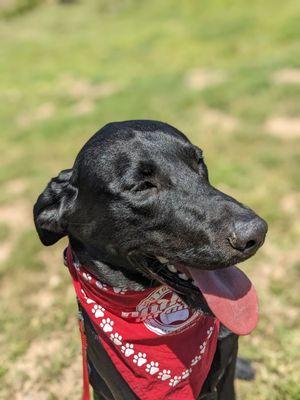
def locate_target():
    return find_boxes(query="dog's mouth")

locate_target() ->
[132,255,259,336]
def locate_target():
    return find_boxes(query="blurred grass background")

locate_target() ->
[0,0,300,398]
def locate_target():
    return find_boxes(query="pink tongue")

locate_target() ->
[187,266,258,335]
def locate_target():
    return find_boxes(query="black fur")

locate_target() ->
[34,120,267,399]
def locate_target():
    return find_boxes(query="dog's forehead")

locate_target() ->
[75,122,202,184]
[114,131,189,153]
[104,132,199,172]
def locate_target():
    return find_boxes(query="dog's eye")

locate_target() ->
[133,181,157,192]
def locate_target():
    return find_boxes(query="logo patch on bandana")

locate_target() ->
[135,286,200,335]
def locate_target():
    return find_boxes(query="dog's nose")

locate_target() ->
[228,216,268,254]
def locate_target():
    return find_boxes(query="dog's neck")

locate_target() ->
[69,236,158,291]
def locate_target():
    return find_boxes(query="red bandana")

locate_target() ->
[65,246,219,400]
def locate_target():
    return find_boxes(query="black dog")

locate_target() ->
[34,120,267,400]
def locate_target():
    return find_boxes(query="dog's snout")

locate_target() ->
[228,216,268,255]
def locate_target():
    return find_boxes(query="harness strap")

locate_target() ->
[64,248,90,400]
[198,391,218,400]
[78,308,91,400]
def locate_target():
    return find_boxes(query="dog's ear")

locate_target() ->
[33,169,78,246]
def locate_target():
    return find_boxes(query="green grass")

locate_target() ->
[0,0,300,398]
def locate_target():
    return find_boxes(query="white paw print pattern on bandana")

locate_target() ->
[74,261,81,271]
[169,375,181,387]
[100,318,114,332]
[96,281,108,290]
[113,287,127,294]
[83,272,92,281]
[158,369,171,381]
[110,332,123,345]
[92,305,105,318]
[146,361,159,375]
[121,343,134,357]
[181,368,192,379]
[191,355,201,366]
[207,326,213,339]
[80,289,95,304]
[133,352,147,366]
[199,342,206,354]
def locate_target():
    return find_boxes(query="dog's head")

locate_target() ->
[34,120,267,334]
